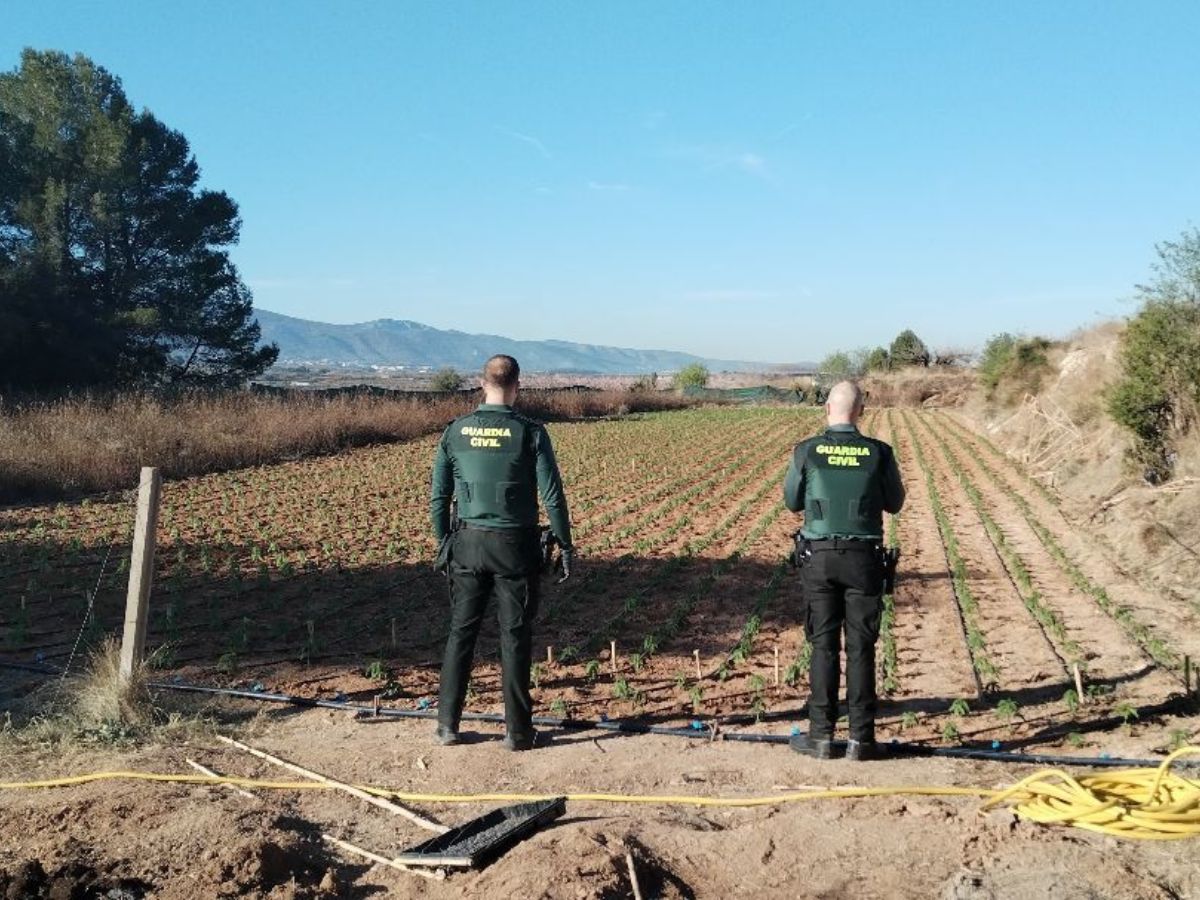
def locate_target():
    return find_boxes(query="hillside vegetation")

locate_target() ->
[964,322,1200,613]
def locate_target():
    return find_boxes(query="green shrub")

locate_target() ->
[673,363,709,390]
[1109,300,1200,479]
[864,346,890,373]
[430,368,465,392]
[978,333,1017,392]
[1108,229,1200,480]
[889,329,930,367]
[819,351,855,379]
[977,334,1052,402]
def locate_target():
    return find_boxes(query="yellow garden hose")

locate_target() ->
[2,747,1197,841]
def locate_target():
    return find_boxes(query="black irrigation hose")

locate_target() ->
[146,679,1195,767]
[3,661,1192,769]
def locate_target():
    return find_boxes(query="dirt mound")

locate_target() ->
[468,826,693,899]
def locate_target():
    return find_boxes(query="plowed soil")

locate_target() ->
[2,407,1199,897]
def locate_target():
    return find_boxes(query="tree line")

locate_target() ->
[0,49,277,393]
[818,329,942,379]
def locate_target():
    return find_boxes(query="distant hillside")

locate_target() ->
[255,309,779,374]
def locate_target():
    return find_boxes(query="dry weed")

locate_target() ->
[0,388,691,503]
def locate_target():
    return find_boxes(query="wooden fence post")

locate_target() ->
[120,467,162,681]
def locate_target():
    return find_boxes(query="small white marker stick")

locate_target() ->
[626,850,644,900]
[693,649,702,680]
[547,646,554,665]
[185,758,257,801]
[774,647,781,687]
[321,834,444,881]
[1073,664,1085,705]
[217,735,447,833]
[611,640,618,673]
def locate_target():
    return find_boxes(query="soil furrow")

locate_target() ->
[930,416,1179,700]
[939,413,1200,666]
[887,413,979,703]
[908,417,1068,693]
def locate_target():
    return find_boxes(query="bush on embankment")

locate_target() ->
[0,388,691,504]
[1107,229,1200,481]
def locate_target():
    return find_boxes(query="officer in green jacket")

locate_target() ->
[784,381,904,761]
[430,354,574,751]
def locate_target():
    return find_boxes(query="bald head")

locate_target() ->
[826,381,865,425]
[481,354,520,404]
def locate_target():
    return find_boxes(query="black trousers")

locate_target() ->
[437,526,541,739]
[801,543,884,742]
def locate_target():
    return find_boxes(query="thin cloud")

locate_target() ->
[587,180,631,192]
[498,127,552,160]
[664,143,771,179]
[736,153,766,175]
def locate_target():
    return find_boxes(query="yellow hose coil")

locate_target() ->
[2,746,1197,841]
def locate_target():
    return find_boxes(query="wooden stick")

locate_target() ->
[186,758,257,801]
[1072,664,1085,705]
[611,640,618,673]
[693,649,702,680]
[216,735,447,833]
[626,850,644,900]
[321,834,444,881]
[773,647,780,687]
[120,467,161,681]
[547,645,554,665]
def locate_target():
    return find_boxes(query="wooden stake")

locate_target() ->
[546,646,554,665]
[773,647,780,687]
[693,649,702,680]
[216,735,447,833]
[120,467,161,682]
[611,640,618,673]
[626,850,644,900]
[185,758,257,801]
[1072,664,1085,705]
[321,834,444,881]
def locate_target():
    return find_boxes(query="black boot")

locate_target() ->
[790,732,836,759]
[434,724,461,746]
[845,739,880,762]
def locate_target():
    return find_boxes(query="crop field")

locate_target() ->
[1,407,1197,753]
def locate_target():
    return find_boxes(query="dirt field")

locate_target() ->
[2,407,1199,897]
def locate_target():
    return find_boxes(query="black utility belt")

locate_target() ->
[803,538,882,552]
[459,522,539,534]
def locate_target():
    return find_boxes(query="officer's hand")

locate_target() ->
[557,546,575,584]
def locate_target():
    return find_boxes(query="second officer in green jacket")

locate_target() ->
[784,381,904,761]
[430,354,574,751]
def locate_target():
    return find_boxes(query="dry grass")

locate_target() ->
[0,640,245,748]
[0,388,692,503]
[67,638,154,730]
[861,369,976,408]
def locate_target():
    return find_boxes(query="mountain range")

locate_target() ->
[255,309,779,374]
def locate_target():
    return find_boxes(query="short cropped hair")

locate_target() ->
[483,355,520,389]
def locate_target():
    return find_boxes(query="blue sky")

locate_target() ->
[6,2,1200,363]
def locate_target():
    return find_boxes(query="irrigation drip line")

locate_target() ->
[3,661,1193,770]
[148,679,1195,769]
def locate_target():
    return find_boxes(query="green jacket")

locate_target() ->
[782,423,905,539]
[430,404,572,547]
